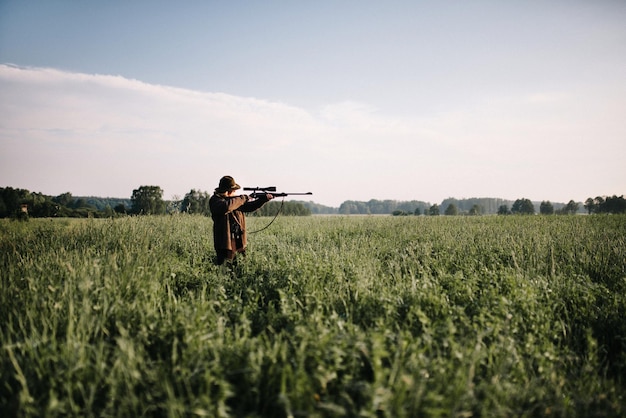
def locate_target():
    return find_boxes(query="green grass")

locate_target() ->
[1,215,625,417]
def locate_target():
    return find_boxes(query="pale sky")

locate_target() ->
[1,1,624,207]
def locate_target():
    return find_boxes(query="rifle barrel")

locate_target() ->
[250,191,312,197]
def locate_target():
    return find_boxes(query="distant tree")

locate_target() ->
[338,201,356,215]
[31,200,59,217]
[300,201,338,215]
[511,198,534,215]
[469,204,483,216]
[428,204,440,216]
[582,195,626,214]
[0,187,30,218]
[557,200,579,215]
[593,196,605,212]
[497,204,510,215]
[131,186,166,215]
[53,192,73,207]
[338,201,369,215]
[181,189,211,215]
[114,203,127,214]
[540,201,554,215]
[0,188,13,217]
[441,198,459,212]
[567,200,579,214]
[72,198,92,209]
[444,203,458,216]
[604,195,626,214]
[414,207,421,216]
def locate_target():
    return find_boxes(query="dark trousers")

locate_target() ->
[215,248,246,265]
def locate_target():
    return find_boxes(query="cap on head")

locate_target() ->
[216,175,241,193]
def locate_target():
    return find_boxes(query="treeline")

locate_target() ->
[439,197,583,215]
[347,196,626,216]
[338,199,431,215]
[0,186,312,219]
[401,198,588,216]
[0,187,125,219]
[442,197,515,215]
[299,201,338,215]
[2,186,624,219]
[584,196,626,214]
[252,201,311,217]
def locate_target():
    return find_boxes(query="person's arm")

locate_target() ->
[209,194,250,216]
[240,193,273,212]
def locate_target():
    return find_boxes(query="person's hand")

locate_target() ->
[265,193,274,201]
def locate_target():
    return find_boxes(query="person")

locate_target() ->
[208,175,273,265]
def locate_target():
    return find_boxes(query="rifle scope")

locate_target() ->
[243,186,277,192]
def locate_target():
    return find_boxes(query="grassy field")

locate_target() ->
[1,214,625,417]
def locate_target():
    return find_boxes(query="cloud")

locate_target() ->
[1,64,316,150]
[0,65,367,202]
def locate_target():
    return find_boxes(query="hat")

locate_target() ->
[215,175,241,192]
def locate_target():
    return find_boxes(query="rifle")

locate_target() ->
[243,186,313,199]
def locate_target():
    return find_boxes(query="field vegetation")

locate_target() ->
[1,215,625,417]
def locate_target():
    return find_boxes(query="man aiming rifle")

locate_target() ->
[208,175,312,265]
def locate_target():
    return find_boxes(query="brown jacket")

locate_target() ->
[209,193,267,251]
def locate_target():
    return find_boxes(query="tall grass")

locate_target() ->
[1,215,625,417]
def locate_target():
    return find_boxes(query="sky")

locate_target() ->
[1,0,625,207]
